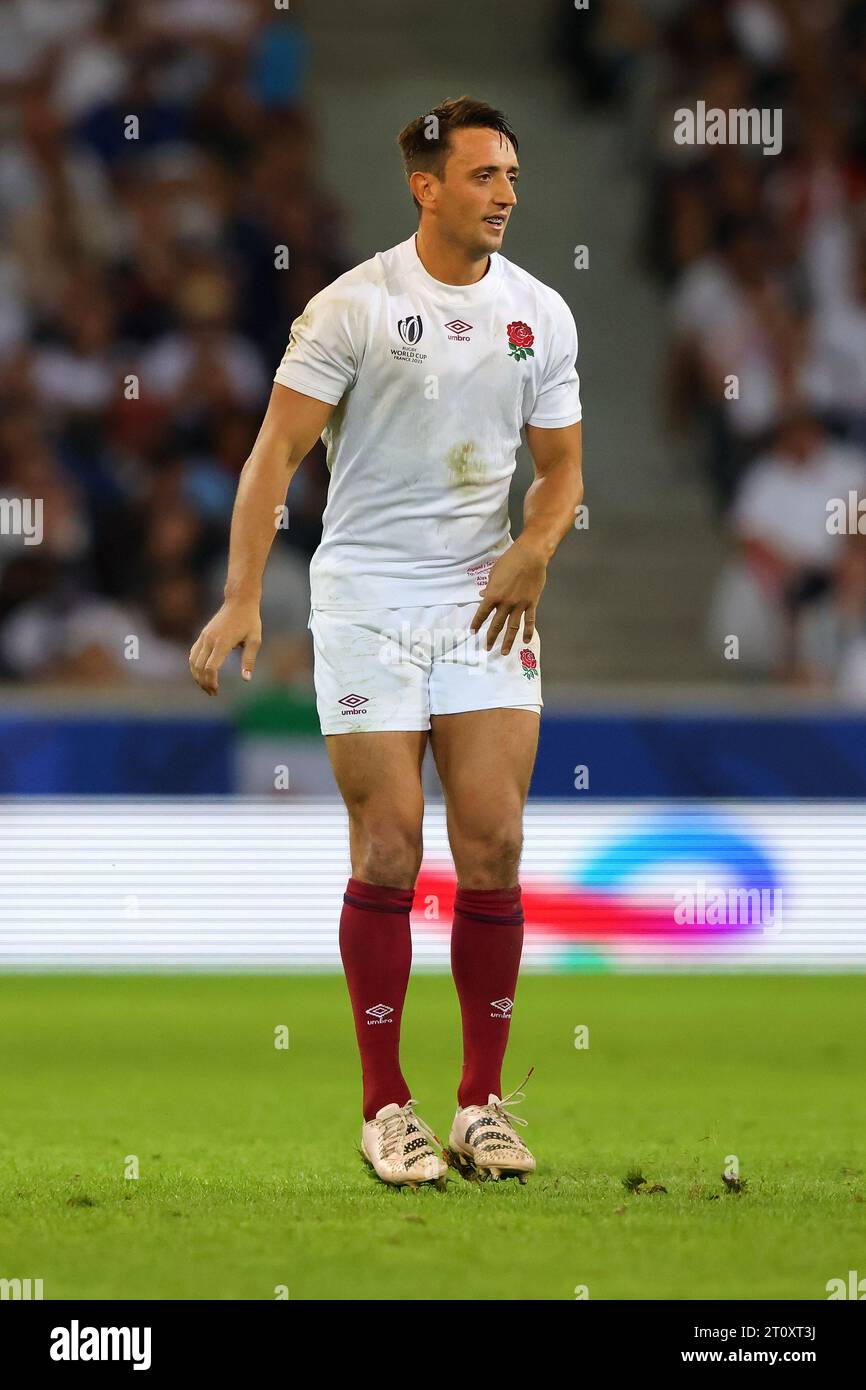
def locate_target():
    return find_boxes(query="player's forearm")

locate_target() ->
[223,444,299,602]
[519,455,584,563]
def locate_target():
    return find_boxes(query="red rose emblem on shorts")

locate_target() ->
[519,647,538,679]
[506,321,535,360]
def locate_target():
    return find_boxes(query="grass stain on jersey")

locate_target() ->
[446,442,489,488]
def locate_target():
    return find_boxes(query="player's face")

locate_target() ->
[437,127,518,255]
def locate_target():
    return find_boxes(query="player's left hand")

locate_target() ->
[470,537,548,654]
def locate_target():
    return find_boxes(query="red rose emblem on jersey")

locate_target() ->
[519,647,538,679]
[506,321,535,361]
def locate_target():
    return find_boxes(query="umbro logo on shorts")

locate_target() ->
[490,997,514,1017]
[366,1004,394,1025]
[339,693,368,716]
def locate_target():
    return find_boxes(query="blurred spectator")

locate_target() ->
[708,409,866,681]
[803,236,866,447]
[667,213,801,506]
[0,569,201,683]
[247,0,310,111]
[137,258,269,420]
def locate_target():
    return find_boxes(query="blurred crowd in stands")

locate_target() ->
[0,0,346,687]
[6,0,866,696]
[558,0,866,693]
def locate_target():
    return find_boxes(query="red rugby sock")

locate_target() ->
[451,885,524,1109]
[339,877,414,1120]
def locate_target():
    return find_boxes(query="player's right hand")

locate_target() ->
[188,599,262,696]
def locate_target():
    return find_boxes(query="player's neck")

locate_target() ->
[413,228,490,287]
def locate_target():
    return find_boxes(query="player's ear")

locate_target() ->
[408,169,433,211]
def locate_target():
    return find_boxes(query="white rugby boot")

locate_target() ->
[361,1099,448,1189]
[448,1071,536,1183]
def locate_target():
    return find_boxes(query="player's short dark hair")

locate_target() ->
[397,96,519,212]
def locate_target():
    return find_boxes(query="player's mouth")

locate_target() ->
[484,215,506,230]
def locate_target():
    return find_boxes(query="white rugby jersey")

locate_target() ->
[273,233,581,609]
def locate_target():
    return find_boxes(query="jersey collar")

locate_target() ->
[401,233,503,305]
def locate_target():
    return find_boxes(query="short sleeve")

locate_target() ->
[273,287,361,405]
[526,295,582,428]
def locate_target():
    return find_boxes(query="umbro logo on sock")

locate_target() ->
[490,997,514,1017]
[366,1004,394,1025]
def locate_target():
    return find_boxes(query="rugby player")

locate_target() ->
[189,96,583,1187]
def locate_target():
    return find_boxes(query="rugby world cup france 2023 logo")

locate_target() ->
[397,315,423,346]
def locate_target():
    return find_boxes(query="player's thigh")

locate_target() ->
[325,729,428,837]
[429,707,539,843]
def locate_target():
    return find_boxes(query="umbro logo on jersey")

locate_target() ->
[366,1004,394,1025]
[339,693,368,716]
[490,997,514,1016]
[397,314,423,345]
[445,318,473,340]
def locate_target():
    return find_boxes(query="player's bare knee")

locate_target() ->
[351,814,423,887]
[355,841,423,888]
[454,827,523,889]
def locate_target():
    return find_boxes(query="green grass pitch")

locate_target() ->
[1,973,863,1300]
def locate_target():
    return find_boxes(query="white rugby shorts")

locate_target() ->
[308,601,543,734]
